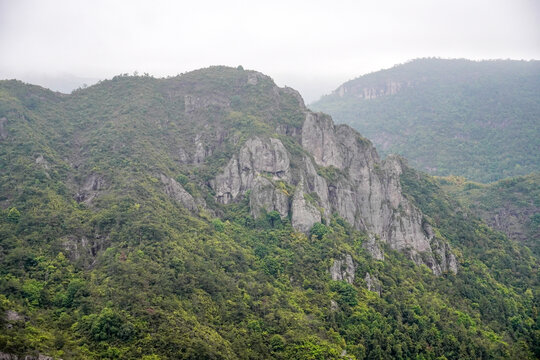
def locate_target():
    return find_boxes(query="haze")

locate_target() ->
[1,0,539,102]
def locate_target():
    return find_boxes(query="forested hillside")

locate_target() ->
[439,173,539,255]
[0,68,537,359]
[311,58,540,182]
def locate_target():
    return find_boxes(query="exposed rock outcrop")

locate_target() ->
[329,254,356,284]
[0,353,58,360]
[160,174,198,212]
[301,112,457,274]
[210,109,457,275]
[193,136,211,165]
[75,174,106,203]
[0,353,17,360]
[364,272,382,295]
[5,309,28,329]
[291,179,321,234]
[363,234,384,261]
[211,137,290,204]
[249,177,289,219]
[334,80,409,99]
[431,238,458,275]
[35,154,49,169]
[5,310,24,322]
[247,73,260,85]
[62,235,108,266]
[0,117,7,140]
[302,156,331,220]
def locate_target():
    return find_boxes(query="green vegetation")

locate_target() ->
[0,68,538,359]
[439,173,540,254]
[311,58,540,182]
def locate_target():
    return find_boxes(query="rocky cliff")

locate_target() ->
[334,80,409,99]
[210,97,457,275]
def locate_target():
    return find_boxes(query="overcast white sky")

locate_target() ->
[1,0,539,102]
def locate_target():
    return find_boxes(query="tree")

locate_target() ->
[310,222,328,240]
[7,207,21,223]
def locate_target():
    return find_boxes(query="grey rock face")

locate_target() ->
[329,254,356,284]
[62,235,107,267]
[209,109,457,274]
[177,146,190,164]
[177,134,219,166]
[303,156,331,220]
[301,112,457,274]
[0,117,7,140]
[36,355,55,360]
[75,174,106,203]
[213,157,242,204]
[1,354,59,360]
[249,177,289,219]
[301,112,344,169]
[35,155,49,169]
[364,272,382,295]
[291,180,321,234]
[239,137,290,177]
[363,234,384,261]
[334,80,408,99]
[212,137,290,204]
[431,237,458,275]
[160,174,198,212]
[0,352,17,360]
[193,138,209,165]
[83,174,105,192]
[6,310,24,322]
[247,73,259,85]
[276,124,301,138]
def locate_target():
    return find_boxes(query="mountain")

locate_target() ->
[0,68,537,359]
[310,58,540,182]
[439,173,540,255]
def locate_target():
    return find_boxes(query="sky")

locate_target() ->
[1,0,539,103]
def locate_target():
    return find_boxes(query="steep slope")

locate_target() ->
[311,58,540,182]
[0,69,537,359]
[440,173,540,255]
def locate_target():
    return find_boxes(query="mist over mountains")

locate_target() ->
[311,58,540,182]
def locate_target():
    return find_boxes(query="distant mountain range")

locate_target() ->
[311,58,540,182]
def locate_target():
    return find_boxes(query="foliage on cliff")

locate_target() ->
[0,68,537,359]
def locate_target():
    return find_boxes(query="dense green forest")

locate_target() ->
[311,58,540,182]
[0,68,538,359]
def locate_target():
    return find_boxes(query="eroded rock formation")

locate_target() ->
[210,110,458,275]
[330,254,356,284]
